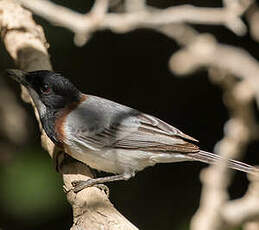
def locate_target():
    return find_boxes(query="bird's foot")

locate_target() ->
[72,179,109,196]
[71,174,132,194]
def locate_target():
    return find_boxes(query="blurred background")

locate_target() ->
[1,0,259,229]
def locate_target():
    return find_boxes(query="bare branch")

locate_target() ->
[191,70,259,230]
[170,34,259,230]
[0,1,138,229]
[222,174,259,226]
[17,0,252,46]
[246,2,259,42]
[169,34,259,105]
[125,0,146,12]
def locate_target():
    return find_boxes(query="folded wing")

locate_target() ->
[67,95,199,154]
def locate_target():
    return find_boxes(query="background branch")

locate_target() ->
[18,0,252,46]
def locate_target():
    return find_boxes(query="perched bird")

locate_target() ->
[7,69,256,192]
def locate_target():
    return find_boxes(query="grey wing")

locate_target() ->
[67,95,199,153]
[112,113,199,153]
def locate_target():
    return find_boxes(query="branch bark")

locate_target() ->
[0,1,138,229]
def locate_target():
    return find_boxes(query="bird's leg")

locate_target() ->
[72,173,133,193]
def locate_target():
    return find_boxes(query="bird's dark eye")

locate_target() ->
[40,84,51,94]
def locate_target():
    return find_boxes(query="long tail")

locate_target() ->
[188,150,256,174]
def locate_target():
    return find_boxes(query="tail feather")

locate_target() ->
[188,150,255,174]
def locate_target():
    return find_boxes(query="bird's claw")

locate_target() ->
[71,179,109,196]
[71,180,88,193]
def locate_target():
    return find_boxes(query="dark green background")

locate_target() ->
[0,1,258,229]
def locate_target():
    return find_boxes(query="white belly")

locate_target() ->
[64,144,189,174]
[64,144,155,174]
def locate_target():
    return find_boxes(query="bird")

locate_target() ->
[6,69,257,192]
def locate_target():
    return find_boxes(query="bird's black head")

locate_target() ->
[7,69,81,116]
[24,70,81,109]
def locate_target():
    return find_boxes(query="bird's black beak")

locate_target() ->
[6,68,47,118]
[6,68,39,102]
[6,69,30,87]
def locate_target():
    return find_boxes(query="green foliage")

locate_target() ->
[0,146,66,220]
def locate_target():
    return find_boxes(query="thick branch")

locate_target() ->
[0,1,138,229]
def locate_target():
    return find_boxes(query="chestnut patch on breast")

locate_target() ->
[55,94,87,144]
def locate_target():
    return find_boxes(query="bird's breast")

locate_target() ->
[54,94,88,145]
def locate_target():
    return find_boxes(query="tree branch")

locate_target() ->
[17,0,252,46]
[190,70,259,230]
[0,1,138,229]
[169,34,259,106]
